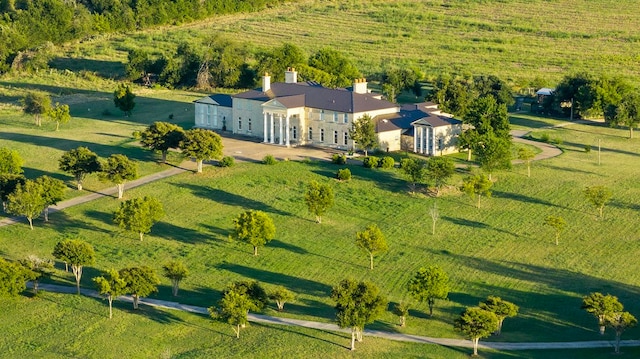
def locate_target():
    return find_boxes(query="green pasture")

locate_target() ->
[51,0,640,87]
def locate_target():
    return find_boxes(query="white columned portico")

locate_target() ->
[263,112,268,142]
[285,115,290,147]
[269,113,274,144]
[278,114,283,145]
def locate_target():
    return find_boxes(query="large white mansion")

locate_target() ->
[194,68,462,156]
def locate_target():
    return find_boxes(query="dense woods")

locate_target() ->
[0,0,289,72]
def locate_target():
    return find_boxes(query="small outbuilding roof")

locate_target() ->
[536,88,555,96]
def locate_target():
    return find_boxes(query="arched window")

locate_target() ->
[334,130,338,144]
[320,129,325,142]
[343,132,348,145]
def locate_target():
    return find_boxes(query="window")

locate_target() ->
[248,118,252,131]
[293,126,297,139]
[238,117,242,130]
[308,127,313,140]
[344,113,349,123]
[438,137,444,150]
[334,112,338,122]
[334,130,338,144]
[320,129,325,142]
[319,110,324,121]
[343,132,348,145]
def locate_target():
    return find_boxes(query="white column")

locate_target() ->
[419,127,424,154]
[263,112,268,143]
[278,114,283,145]
[413,126,417,153]
[285,115,290,147]
[269,113,274,144]
[431,128,436,156]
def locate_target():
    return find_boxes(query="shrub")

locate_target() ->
[331,153,347,165]
[363,156,379,168]
[551,136,563,145]
[399,158,413,169]
[540,133,550,143]
[379,156,395,169]
[337,168,351,181]
[584,144,591,153]
[262,154,277,165]
[219,156,235,167]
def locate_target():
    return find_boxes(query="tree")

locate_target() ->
[479,296,518,335]
[52,239,96,294]
[304,180,334,223]
[429,73,473,118]
[230,210,276,256]
[35,175,66,222]
[331,279,387,350]
[22,92,51,127]
[162,260,188,296]
[6,179,45,229]
[609,92,640,138]
[99,154,138,199]
[426,156,454,196]
[58,147,101,191]
[308,48,361,88]
[222,281,269,312]
[475,134,512,180]
[583,186,612,218]
[47,102,71,131]
[93,269,127,319]
[0,258,33,297]
[517,147,536,178]
[543,215,566,245]
[0,147,24,175]
[139,122,185,163]
[473,74,514,107]
[119,266,160,309]
[407,266,450,316]
[19,255,53,294]
[464,95,511,140]
[458,129,480,161]
[454,307,499,356]
[429,201,439,235]
[349,114,377,156]
[582,292,623,335]
[355,224,388,270]
[269,286,295,312]
[605,311,637,354]
[209,286,257,338]
[179,128,224,173]
[113,196,164,240]
[393,302,410,327]
[554,73,599,118]
[400,158,425,191]
[113,83,136,116]
[461,174,493,208]
[0,174,25,212]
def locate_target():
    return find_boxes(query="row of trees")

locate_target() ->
[0,0,288,72]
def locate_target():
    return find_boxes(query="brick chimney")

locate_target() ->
[353,78,368,94]
[285,67,298,84]
[263,72,271,92]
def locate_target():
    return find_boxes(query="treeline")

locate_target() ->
[0,0,290,72]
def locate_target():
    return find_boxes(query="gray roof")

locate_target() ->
[234,82,398,113]
[194,94,232,107]
[375,103,462,133]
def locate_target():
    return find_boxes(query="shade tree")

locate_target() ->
[478,296,518,335]
[52,238,96,294]
[304,180,334,224]
[582,292,623,335]
[349,114,377,156]
[426,156,454,196]
[475,134,512,180]
[99,154,138,199]
[20,255,53,294]
[162,260,189,297]
[47,102,70,131]
[454,307,499,356]
[331,279,387,350]
[93,269,127,319]
[543,215,566,246]
[229,210,276,256]
[34,176,66,222]
[0,258,34,297]
[6,179,46,229]
[22,92,51,127]
[139,122,185,163]
[268,286,295,312]
[407,266,450,316]
[58,147,101,191]
[517,147,536,178]
[606,311,637,354]
[393,302,410,327]
[400,158,425,191]
[179,128,224,173]
[113,196,164,240]
[119,266,160,309]
[222,281,269,312]
[113,83,136,116]
[209,286,257,338]
[0,174,25,212]
[354,224,388,270]
[461,174,493,208]
[0,147,24,175]
[609,92,640,138]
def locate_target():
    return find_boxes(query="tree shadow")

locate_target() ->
[251,321,350,350]
[307,161,407,193]
[269,239,308,255]
[492,190,563,208]
[442,216,519,238]
[608,198,640,212]
[537,163,600,176]
[151,221,213,244]
[216,263,332,297]
[48,57,126,80]
[509,115,557,129]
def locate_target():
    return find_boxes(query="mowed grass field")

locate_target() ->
[54,0,640,87]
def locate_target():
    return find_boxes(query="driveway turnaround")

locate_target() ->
[33,283,640,351]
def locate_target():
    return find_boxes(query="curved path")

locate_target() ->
[33,283,640,351]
